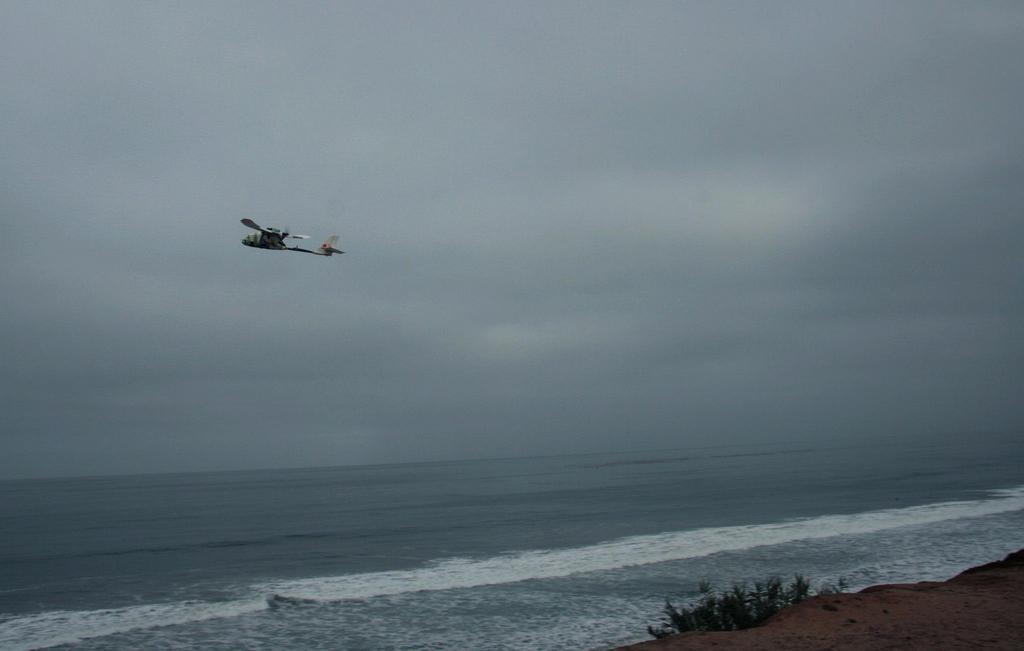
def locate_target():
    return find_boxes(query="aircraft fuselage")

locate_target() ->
[241,231,287,249]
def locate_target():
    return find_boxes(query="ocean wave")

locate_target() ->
[10,534,297,563]
[0,598,266,651]
[582,448,817,468]
[263,485,1024,601]
[3,485,1021,649]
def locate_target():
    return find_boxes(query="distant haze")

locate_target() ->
[2,2,1022,478]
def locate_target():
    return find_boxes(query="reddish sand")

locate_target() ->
[616,549,1024,651]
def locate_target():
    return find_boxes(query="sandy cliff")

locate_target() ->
[616,549,1024,651]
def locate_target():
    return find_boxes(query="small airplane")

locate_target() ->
[240,218,344,257]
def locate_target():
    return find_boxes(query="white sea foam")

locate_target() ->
[3,486,1021,649]
[264,485,1024,601]
[0,598,266,651]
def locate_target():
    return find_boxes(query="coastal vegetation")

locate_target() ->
[647,575,848,638]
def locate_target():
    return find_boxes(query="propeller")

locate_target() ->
[280,224,308,240]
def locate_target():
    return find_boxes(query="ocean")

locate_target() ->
[1,436,1022,650]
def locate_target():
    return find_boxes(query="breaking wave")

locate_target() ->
[0,598,266,651]
[263,485,1024,601]
[2,485,1022,650]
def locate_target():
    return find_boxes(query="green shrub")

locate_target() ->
[647,574,846,638]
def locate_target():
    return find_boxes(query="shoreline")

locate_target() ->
[614,548,1024,650]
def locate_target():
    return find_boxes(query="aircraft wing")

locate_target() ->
[241,218,265,232]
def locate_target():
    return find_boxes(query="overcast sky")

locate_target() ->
[2,1,1022,479]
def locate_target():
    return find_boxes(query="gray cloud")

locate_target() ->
[2,1,1022,478]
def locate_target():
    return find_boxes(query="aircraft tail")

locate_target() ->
[319,235,344,256]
